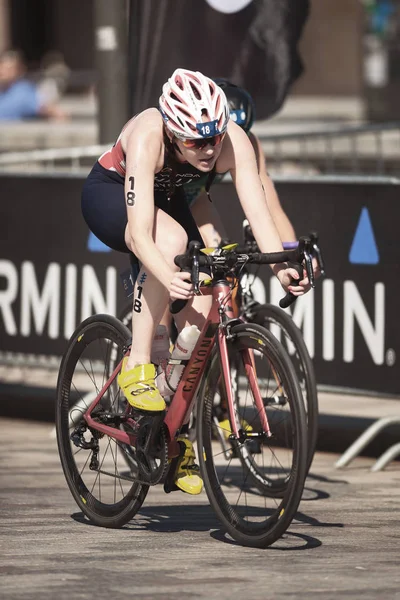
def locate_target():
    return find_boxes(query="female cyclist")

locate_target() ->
[81,68,307,495]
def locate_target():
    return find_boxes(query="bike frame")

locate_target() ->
[83,278,271,459]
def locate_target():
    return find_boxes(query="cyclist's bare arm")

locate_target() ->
[249,132,297,243]
[218,121,304,295]
[249,132,320,289]
[191,131,296,248]
[123,110,193,300]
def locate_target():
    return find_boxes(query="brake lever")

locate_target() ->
[189,241,201,295]
[279,236,309,309]
[192,251,200,294]
[170,265,191,315]
[303,242,315,289]
[309,231,326,276]
[171,241,201,314]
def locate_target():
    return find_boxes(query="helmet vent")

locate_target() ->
[190,82,201,100]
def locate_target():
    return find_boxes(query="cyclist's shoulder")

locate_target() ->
[122,109,164,159]
[123,108,163,140]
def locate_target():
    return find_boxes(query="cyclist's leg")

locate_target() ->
[156,192,222,331]
[124,206,188,368]
[82,169,182,411]
[119,206,190,411]
[190,191,226,248]
[167,189,213,332]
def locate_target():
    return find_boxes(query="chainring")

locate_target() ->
[135,415,168,485]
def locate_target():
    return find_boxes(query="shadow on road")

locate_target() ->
[210,528,322,550]
[71,499,340,550]
[72,504,220,533]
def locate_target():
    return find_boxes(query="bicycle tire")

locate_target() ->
[56,314,148,528]
[250,304,318,473]
[197,322,308,548]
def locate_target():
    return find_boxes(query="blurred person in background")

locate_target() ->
[0,49,68,121]
[37,50,71,110]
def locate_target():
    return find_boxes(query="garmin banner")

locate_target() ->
[0,175,129,358]
[128,0,309,119]
[212,179,399,396]
[0,174,398,396]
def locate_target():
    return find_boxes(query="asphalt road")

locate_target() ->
[0,417,399,600]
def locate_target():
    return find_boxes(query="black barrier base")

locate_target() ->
[0,386,56,423]
[316,413,400,460]
[1,386,399,460]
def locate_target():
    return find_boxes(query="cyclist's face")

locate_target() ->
[174,133,225,172]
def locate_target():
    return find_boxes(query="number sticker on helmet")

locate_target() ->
[196,120,218,137]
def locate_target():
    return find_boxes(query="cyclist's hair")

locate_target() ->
[213,78,255,133]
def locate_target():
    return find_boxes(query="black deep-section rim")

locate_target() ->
[55,314,148,527]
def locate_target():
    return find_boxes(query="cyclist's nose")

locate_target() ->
[203,145,214,155]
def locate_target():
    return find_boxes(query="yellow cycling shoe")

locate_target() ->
[117,358,166,412]
[219,418,253,440]
[174,437,203,495]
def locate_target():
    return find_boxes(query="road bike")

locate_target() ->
[56,242,309,548]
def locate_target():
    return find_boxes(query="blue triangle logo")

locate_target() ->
[87,232,112,253]
[349,207,379,265]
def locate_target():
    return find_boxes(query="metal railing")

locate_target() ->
[258,121,400,176]
[0,144,106,174]
[335,417,400,472]
[0,121,399,176]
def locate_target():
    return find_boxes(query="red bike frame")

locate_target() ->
[83,279,271,459]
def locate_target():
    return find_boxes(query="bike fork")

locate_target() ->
[217,328,271,438]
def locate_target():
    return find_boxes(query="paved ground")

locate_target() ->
[0,417,399,600]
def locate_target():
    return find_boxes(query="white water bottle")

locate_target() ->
[151,325,172,397]
[164,325,201,394]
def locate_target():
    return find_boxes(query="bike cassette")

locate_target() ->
[135,415,168,485]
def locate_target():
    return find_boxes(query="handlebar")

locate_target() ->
[242,223,325,276]
[170,238,315,314]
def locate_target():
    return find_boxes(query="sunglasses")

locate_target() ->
[181,133,225,150]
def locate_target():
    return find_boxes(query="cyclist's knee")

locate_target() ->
[157,222,188,260]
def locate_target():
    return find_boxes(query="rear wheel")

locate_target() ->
[197,323,307,548]
[56,314,148,528]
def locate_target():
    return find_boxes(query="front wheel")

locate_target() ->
[197,323,308,548]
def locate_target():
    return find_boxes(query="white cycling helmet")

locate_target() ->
[159,68,230,140]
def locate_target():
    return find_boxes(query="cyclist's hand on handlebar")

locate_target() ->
[169,271,194,301]
[276,266,305,297]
